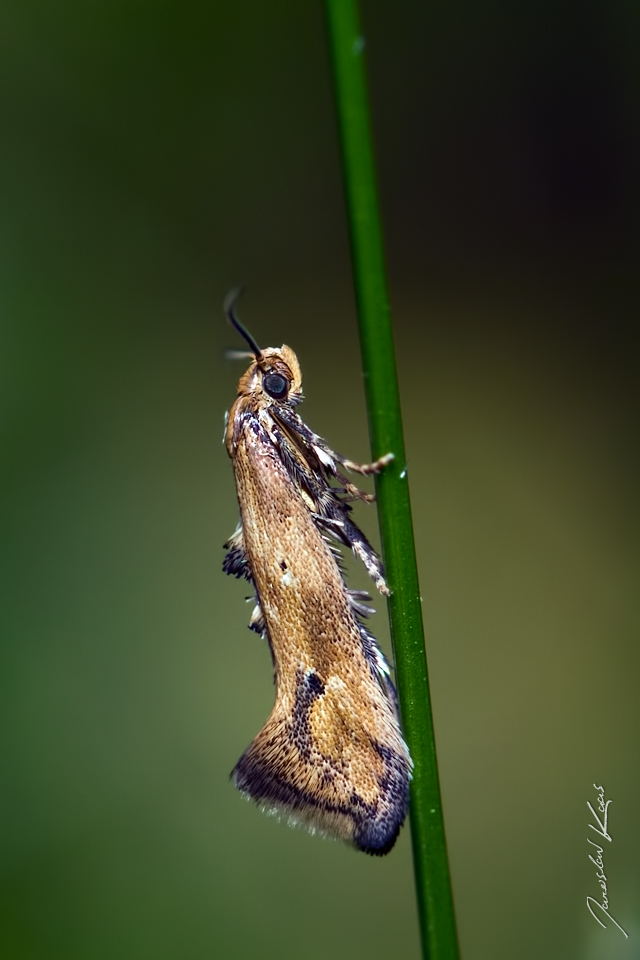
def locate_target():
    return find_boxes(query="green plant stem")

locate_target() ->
[323,3,459,958]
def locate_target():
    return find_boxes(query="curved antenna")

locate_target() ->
[224,287,262,360]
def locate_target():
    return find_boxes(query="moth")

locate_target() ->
[223,291,412,855]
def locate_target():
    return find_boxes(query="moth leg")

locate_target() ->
[273,406,393,499]
[223,521,252,580]
[316,514,389,597]
[333,470,379,503]
[270,423,338,514]
[337,452,395,475]
[248,597,266,635]
[326,453,394,503]
[271,408,390,593]
[344,520,390,596]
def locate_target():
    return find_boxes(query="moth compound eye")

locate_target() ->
[263,373,289,399]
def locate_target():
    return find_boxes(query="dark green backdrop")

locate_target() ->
[1,1,638,959]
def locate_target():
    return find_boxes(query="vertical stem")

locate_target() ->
[323,3,459,958]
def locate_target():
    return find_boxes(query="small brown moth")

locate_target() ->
[223,291,412,855]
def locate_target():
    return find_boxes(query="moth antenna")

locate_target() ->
[224,287,263,360]
[224,349,256,362]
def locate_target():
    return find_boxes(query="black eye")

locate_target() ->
[263,373,288,399]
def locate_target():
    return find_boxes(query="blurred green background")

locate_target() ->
[1,1,638,958]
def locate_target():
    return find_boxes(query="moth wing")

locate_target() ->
[232,666,411,855]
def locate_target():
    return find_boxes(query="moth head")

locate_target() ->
[256,345,302,405]
[225,288,303,405]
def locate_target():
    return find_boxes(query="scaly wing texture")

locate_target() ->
[226,409,411,854]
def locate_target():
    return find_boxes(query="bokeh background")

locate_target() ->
[1,1,638,958]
